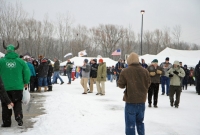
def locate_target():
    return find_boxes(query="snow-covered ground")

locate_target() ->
[1,76,200,135]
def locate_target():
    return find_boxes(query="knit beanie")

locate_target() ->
[99,59,103,63]
[152,59,158,63]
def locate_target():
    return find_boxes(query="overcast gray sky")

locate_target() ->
[8,0,200,45]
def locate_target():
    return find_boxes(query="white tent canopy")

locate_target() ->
[139,47,200,67]
[60,57,117,67]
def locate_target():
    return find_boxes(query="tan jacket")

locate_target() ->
[167,66,185,86]
[118,64,151,103]
[97,62,106,81]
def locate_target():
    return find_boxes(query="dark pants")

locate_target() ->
[161,76,170,95]
[148,83,159,106]
[33,76,38,90]
[67,72,71,83]
[169,86,182,107]
[30,76,35,92]
[125,103,145,135]
[1,90,23,126]
[116,73,120,86]
[182,77,188,90]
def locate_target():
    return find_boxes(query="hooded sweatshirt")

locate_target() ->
[0,52,30,91]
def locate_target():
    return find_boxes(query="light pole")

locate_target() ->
[140,10,145,55]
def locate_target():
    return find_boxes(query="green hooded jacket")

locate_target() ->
[97,62,107,81]
[0,52,30,91]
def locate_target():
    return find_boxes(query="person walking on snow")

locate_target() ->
[89,59,98,93]
[167,61,185,108]
[160,57,172,96]
[118,52,151,135]
[0,41,30,127]
[52,58,64,85]
[147,59,164,108]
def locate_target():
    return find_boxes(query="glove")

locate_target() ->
[149,72,156,76]
[169,74,173,78]
[173,70,179,75]
[156,70,162,75]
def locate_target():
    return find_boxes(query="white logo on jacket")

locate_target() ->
[6,62,16,68]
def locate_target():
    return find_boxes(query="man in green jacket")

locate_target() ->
[167,60,185,108]
[96,59,106,96]
[0,41,30,127]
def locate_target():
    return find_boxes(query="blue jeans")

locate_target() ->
[110,74,113,82]
[107,74,111,80]
[67,72,71,83]
[47,77,52,86]
[125,103,145,135]
[161,76,170,95]
[76,72,80,78]
[38,77,48,87]
[52,71,64,84]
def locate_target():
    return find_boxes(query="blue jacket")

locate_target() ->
[27,62,36,76]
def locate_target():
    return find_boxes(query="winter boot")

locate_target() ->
[44,86,48,92]
[47,86,52,91]
[148,104,152,107]
[36,87,41,92]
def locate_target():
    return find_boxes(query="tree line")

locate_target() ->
[0,0,199,61]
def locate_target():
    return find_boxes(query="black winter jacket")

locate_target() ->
[90,63,98,78]
[37,62,49,77]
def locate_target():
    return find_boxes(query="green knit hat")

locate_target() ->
[152,59,158,63]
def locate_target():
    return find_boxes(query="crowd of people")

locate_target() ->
[0,42,200,135]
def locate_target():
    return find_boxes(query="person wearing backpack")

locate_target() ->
[81,59,90,94]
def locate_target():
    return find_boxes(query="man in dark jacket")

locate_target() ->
[89,59,98,93]
[66,59,73,84]
[47,60,53,91]
[182,65,190,90]
[52,58,64,85]
[115,58,124,87]
[147,59,164,108]
[37,58,49,92]
[118,52,151,135]
[0,42,30,127]
[194,60,200,95]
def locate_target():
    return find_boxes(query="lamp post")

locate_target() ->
[140,10,145,55]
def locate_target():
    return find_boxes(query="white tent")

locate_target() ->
[60,56,117,67]
[139,47,200,67]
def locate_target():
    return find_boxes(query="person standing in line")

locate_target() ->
[182,65,190,90]
[81,59,90,94]
[167,61,185,108]
[118,52,151,135]
[115,58,124,87]
[66,59,73,84]
[160,57,173,96]
[147,59,164,108]
[188,67,195,86]
[52,58,64,85]
[96,59,106,96]
[32,60,39,91]
[25,57,36,92]
[194,60,200,95]
[0,41,30,127]
[47,60,53,91]
[37,58,49,92]
[89,59,98,93]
